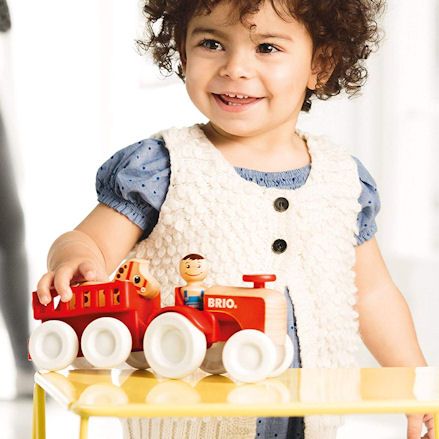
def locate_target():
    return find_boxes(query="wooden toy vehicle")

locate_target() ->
[29,259,160,372]
[30,259,293,383]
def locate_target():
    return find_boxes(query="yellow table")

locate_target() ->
[33,367,439,439]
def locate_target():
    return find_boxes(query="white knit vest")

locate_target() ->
[127,123,362,439]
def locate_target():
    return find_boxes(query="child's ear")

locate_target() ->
[307,45,336,91]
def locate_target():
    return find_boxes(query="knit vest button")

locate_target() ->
[272,239,287,254]
[274,197,289,212]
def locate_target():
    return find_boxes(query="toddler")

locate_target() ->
[36,0,434,438]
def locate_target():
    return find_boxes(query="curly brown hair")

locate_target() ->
[136,0,385,112]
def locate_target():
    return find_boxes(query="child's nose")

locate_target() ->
[219,50,255,79]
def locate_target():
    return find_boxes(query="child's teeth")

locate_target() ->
[225,93,249,99]
[217,93,260,106]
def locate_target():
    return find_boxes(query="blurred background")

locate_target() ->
[0,0,438,437]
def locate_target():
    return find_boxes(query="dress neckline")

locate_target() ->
[191,123,316,194]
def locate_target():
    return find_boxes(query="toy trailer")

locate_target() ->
[29,260,161,371]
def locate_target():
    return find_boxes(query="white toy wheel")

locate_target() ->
[144,312,207,379]
[29,320,79,371]
[81,317,132,368]
[200,342,226,374]
[78,384,129,405]
[146,380,201,405]
[222,329,276,383]
[268,335,295,377]
[125,351,150,369]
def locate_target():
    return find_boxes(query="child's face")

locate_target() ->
[182,1,318,138]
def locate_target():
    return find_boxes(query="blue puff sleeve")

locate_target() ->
[96,138,170,239]
[352,156,381,245]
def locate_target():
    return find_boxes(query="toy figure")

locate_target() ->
[178,254,209,310]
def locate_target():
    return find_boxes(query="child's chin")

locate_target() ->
[216,121,263,136]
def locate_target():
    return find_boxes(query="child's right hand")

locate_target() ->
[36,258,108,305]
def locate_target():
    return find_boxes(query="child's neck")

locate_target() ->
[201,122,311,172]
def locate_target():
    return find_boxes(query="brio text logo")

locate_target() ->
[207,297,237,309]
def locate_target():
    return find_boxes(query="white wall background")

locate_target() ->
[0,0,438,396]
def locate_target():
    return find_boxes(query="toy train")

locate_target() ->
[29,258,293,383]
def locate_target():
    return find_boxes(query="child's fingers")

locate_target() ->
[78,261,108,282]
[53,266,75,302]
[78,261,97,281]
[407,414,423,439]
[37,261,108,305]
[422,413,435,438]
[36,271,55,305]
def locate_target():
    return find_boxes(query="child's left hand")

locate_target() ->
[406,413,435,438]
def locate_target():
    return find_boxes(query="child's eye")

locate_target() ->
[199,39,222,51]
[198,39,280,55]
[258,43,280,54]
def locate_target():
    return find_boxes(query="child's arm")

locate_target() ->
[354,236,427,366]
[354,237,434,438]
[36,203,143,304]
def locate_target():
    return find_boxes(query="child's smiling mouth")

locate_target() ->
[211,93,263,112]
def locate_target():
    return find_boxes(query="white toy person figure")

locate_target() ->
[178,254,208,310]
